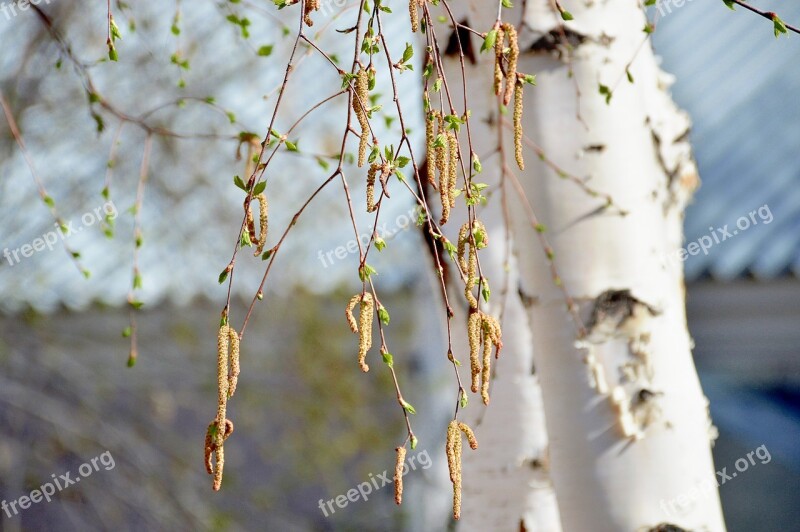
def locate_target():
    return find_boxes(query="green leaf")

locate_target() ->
[481,29,497,53]
[218,268,230,284]
[378,305,390,325]
[233,175,247,191]
[253,181,267,195]
[121,326,132,338]
[401,400,417,415]
[257,45,274,57]
[382,350,394,367]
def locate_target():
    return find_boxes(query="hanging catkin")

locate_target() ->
[304,0,319,26]
[502,24,519,106]
[366,163,380,212]
[468,310,481,393]
[493,25,505,97]
[346,293,374,372]
[513,80,525,171]
[394,446,406,504]
[445,420,478,520]
[408,0,419,33]
[425,109,437,188]
[447,131,458,208]
[353,67,370,167]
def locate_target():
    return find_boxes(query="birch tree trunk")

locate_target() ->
[442,1,726,530]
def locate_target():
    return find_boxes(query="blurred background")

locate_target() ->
[0,1,798,531]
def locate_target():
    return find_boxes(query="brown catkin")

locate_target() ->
[245,199,257,245]
[513,80,525,171]
[213,443,225,491]
[394,446,406,504]
[484,313,504,359]
[353,68,370,167]
[468,310,481,393]
[358,292,374,372]
[481,325,492,404]
[456,223,470,272]
[458,422,479,450]
[205,419,234,477]
[435,113,446,181]
[447,131,458,208]
[445,420,477,520]
[366,164,379,213]
[457,222,479,309]
[253,193,269,256]
[408,0,419,33]
[465,243,478,309]
[425,110,437,188]
[502,24,519,106]
[494,26,505,97]
[204,421,215,475]
[304,0,319,26]
[227,326,241,398]
[216,325,230,442]
[345,294,361,333]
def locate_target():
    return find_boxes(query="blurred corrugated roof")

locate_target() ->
[652,2,800,281]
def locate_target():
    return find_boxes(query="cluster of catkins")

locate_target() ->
[206,323,240,490]
[346,292,374,372]
[446,420,479,520]
[425,107,459,225]
[494,22,525,171]
[366,162,393,213]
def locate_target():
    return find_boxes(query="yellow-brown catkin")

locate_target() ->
[345,294,361,333]
[494,26,505,97]
[458,422,479,450]
[253,193,269,256]
[425,110,437,188]
[227,326,241,398]
[480,314,503,404]
[304,0,319,26]
[216,325,230,438]
[358,293,374,372]
[246,199,257,245]
[457,222,479,309]
[513,80,525,171]
[366,163,379,212]
[468,310,481,393]
[394,446,406,505]
[484,313,503,359]
[435,113,446,182]
[447,131,458,208]
[456,223,470,273]
[353,68,370,167]
[481,325,492,404]
[502,24,519,106]
[408,0,419,33]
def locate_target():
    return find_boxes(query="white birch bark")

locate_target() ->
[441,1,726,530]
